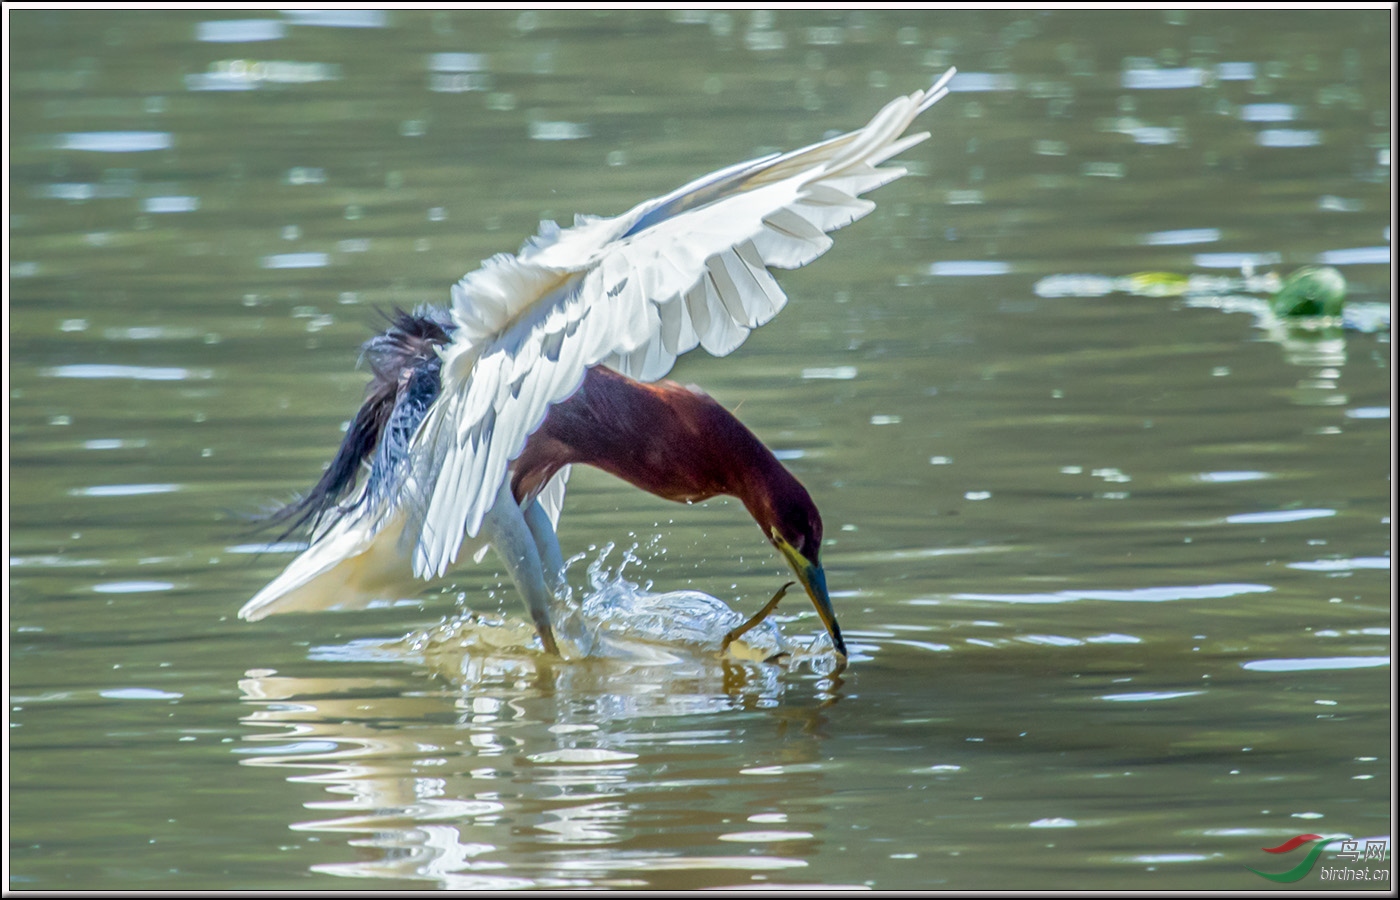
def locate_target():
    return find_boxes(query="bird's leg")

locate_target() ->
[522,497,599,657]
[483,486,561,655]
[721,581,794,654]
[522,499,566,592]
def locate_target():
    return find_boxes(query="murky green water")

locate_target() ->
[7,9,1392,891]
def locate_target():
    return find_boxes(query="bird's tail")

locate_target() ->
[238,507,419,620]
[242,308,457,619]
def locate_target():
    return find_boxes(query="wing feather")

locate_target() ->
[537,465,571,528]
[403,70,956,574]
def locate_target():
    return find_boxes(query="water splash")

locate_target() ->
[400,542,840,669]
[557,541,794,662]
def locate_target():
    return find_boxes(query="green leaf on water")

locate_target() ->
[1271,266,1346,317]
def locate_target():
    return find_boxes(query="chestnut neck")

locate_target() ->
[515,367,811,549]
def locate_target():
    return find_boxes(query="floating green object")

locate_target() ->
[1271,266,1347,318]
[1125,271,1192,297]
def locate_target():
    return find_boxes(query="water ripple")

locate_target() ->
[45,364,210,381]
[57,131,172,152]
[947,72,1017,92]
[233,740,340,755]
[100,687,183,700]
[1226,508,1335,524]
[529,121,592,141]
[1121,67,1205,89]
[1193,252,1282,269]
[70,483,180,497]
[719,830,815,842]
[260,252,329,269]
[429,52,488,72]
[1316,246,1390,265]
[1216,62,1257,80]
[528,749,638,765]
[196,19,285,42]
[929,260,1012,276]
[1238,103,1297,122]
[282,9,388,28]
[93,581,175,594]
[1100,690,1205,702]
[801,366,857,380]
[1242,657,1389,673]
[143,196,200,213]
[1256,129,1322,148]
[1141,228,1220,246]
[1195,470,1271,484]
[1287,557,1389,572]
[951,583,1271,604]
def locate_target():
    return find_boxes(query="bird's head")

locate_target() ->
[763,484,847,660]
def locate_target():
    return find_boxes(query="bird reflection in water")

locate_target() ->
[236,636,845,887]
[240,70,958,663]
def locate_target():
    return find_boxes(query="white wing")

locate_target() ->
[408,69,957,578]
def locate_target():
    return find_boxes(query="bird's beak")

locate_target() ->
[774,535,847,660]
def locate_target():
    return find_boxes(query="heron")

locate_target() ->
[239,69,958,661]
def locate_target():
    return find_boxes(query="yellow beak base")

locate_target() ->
[775,536,847,659]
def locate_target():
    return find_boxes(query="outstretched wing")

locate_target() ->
[408,69,957,578]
